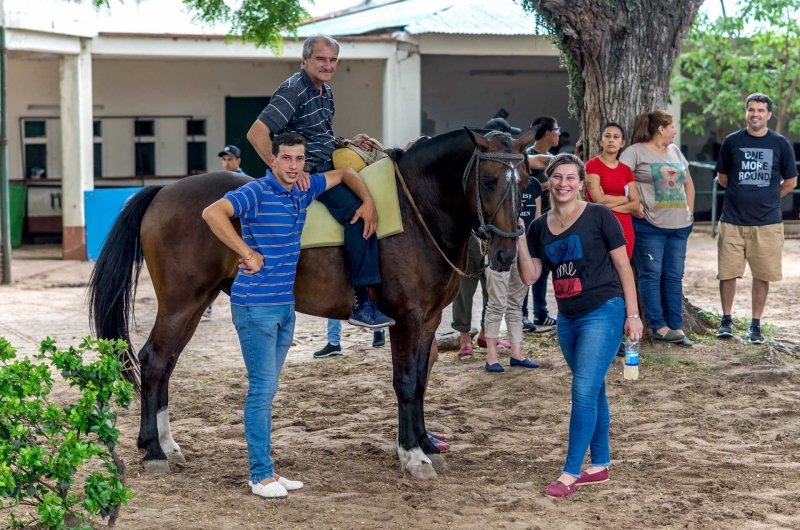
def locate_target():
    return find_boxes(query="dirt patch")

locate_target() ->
[2,236,800,529]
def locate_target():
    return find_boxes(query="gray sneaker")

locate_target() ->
[716,322,733,338]
[746,325,764,344]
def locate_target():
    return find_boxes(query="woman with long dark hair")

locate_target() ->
[584,122,640,259]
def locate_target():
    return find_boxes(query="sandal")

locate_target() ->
[426,430,446,442]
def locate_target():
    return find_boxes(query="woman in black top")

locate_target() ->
[516,154,643,498]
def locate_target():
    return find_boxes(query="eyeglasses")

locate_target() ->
[550,127,562,134]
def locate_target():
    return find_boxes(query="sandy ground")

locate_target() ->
[1,231,800,529]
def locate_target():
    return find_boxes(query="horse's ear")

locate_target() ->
[464,126,492,151]
[514,125,540,153]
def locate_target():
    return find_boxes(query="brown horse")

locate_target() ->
[88,126,536,479]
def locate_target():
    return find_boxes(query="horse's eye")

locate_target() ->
[481,178,494,190]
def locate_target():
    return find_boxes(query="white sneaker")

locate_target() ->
[249,476,303,492]
[250,480,287,499]
[202,306,212,319]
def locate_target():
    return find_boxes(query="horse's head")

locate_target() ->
[463,125,539,271]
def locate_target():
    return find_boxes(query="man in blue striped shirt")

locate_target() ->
[202,132,377,499]
[247,33,394,334]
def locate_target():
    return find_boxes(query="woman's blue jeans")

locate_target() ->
[632,218,692,332]
[231,303,296,484]
[557,297,625,477]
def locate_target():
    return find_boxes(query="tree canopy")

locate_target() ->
[674,0,800,138]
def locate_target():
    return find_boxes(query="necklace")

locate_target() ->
[553,203,579,229]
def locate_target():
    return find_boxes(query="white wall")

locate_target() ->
[421,55,578,141]
[7,56,384,179]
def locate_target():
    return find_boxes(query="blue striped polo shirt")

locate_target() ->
[224,171,327,307]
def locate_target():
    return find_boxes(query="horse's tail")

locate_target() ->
[87,185,163,395]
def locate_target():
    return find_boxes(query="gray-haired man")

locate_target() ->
[247,34,394,334]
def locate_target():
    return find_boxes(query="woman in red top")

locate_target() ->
[584,123,640,258]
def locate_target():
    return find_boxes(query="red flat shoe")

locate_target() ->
[476,338,511,349]
[544,480,577,499]
[575,468,609,487]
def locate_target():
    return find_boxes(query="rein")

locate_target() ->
[390,144,525,281]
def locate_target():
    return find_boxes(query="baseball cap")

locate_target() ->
[484,118,521,135]
[218,145,242,158]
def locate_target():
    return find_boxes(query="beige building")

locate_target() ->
[3,0,574,259]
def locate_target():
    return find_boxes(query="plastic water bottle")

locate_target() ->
[624,338,639,380]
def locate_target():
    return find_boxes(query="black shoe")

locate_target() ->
[372,330,386,348]
[313,342,343,358]
[349,301,396,328]
[717,321,733,338]
[522,317,536,332]
[533,315,557,332]
[746,325,764,344]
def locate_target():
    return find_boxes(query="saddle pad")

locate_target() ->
[301,157,404,249]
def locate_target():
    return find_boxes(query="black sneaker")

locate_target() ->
[716,321,733,338]
[313,343,343,358]
[533,315,557,332]
[746,325,764,344]
[349,301,396,328]
[372,329,386,348]
[522,317,536,332]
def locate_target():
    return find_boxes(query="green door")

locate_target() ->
[225,97,270,178]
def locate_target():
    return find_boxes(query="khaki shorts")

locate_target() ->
[717,222,784,282]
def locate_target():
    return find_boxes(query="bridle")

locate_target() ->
[462,143,526,241]
[390,133,527,280]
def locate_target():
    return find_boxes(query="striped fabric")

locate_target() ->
[258,69,337,169]
[224,172,327,306]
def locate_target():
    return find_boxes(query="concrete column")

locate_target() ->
[382,46,421,149]
[59,38,93,260]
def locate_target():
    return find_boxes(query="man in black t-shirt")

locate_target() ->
[714,93,798,344]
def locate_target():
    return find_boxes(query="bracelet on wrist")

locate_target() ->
[627,314,639,319]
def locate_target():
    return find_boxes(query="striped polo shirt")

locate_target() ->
[224,171,327,307]
[258,69,337,169]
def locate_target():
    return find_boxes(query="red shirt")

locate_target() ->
[585,157,636,258]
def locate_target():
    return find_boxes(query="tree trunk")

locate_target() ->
[526,0,704,158]
[524,0,711,336]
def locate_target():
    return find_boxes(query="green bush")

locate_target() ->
[0,337,134,529]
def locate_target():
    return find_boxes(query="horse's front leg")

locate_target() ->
[390,321,437,480]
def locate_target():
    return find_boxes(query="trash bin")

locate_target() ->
[9,184,27,248]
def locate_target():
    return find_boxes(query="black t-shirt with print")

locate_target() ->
[526,203,626,319]
[519,178,544,231]
[715,128,798,226]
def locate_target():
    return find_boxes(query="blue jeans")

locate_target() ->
[327,319,342,345]
[231,303,296,484]
[557,297,625,477]
[632,218,692,332]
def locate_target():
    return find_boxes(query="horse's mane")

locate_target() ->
[388,129,470,166]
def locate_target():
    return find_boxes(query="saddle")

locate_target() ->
[300,155,404,249]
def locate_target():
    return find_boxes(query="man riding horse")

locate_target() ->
[246,33,394,331]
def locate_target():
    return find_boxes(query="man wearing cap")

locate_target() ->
[220,145,246,174]
[247,33,395,336]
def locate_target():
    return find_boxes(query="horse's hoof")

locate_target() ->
[407,463,437,480]
[166,452,187,466]
[427,454,447,472]
[143,459,171,473]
